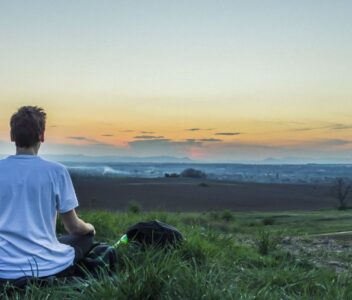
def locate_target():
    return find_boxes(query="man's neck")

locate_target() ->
[16,147,38,155]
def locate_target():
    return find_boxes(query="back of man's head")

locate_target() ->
[10,106,46,148]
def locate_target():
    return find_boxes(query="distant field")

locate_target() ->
[72,176,339,212]
[3,209,352,299]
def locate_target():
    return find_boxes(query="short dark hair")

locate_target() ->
[10,106,47,148]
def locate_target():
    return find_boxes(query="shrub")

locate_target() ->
[128,201,141,214]
[221,210,234,222]
[208,211,220,221]
[255,230,277,255]
[262,218,275,226]
[180,168,207,179]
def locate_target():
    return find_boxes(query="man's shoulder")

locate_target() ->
[37,157,68,173]
[0,155,69,175]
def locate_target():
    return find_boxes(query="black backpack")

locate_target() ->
[125,220,183,247]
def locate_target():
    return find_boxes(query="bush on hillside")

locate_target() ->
[128,201,141,214]
[262,218,275,226]
[181,168,207,179]
[221,210,234,222]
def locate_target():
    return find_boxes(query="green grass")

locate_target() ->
[3,209,352,299]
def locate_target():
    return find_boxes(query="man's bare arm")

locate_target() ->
[60,209,95,236]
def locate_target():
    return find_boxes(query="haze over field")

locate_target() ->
[0,1,352,162]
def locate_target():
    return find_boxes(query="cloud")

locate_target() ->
[215,132,241,136]
[140,131,154,134]
[130,138,201,147]
[185,128,214,131]
[291,124,330,132]
[119,129,135,133]
[67,136,100,143]
[68,136,88,140]
[67,136,121,149]
[292,127,318,132]
[172,140,203,146]
[185,138,222,143]
[134,135,165,139]
[101,134,114,137]
[327,123,352,130]
[289,122,352,132]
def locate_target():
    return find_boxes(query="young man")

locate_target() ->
[0,106,95,280]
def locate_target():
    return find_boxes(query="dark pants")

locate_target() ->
[58,233,94,263]
[55,233,95,277]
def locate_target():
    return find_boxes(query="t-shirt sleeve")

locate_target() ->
[56,167,79,213]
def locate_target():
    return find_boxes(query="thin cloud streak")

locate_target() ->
[67,136,98,143]
[134,135,164,139]
[67,136,117,147]
[328,123,352,130]
[215,132,241,136]
[185,138,222,143]
[289,122,352,132]
[292,127,319,132]
[185,128,214,131]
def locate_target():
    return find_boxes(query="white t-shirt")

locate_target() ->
[0,155,78,279]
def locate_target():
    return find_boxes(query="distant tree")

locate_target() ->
[332,177,351,210]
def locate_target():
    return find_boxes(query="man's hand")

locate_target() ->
[85,223,96,236]
[60,209,96,236]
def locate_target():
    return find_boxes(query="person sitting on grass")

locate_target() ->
[0,106,96,283]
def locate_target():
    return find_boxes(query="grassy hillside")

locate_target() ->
[2,209,352,299]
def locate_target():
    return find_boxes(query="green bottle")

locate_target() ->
[113,234,129,248]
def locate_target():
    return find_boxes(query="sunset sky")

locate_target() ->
[0,1,352,162]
